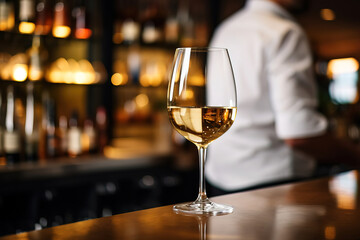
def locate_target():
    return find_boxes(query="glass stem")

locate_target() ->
[196,146,209,203]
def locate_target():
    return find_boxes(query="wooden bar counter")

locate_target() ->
[2,170,360,239]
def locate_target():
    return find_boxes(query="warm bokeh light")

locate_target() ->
[47,57,68,83]
[81,133,90,153]
[19,22,35,34]
[47,58,102,85]
[189,75,205,86]
[122,19,141,43]
[2,53,28,81]
[74,59,96,84]
[113,32,123,44]
[12,64,28,81]
[325,225,336,240]
[75,28,92,39]
[185,89,194,99]
[66,58,79,83]
[327,57,359,76]
[52,25,71,38]
[111,73,128,86]
[140,62,166,87]
[328,58,359,104]
[28,66,43,81]
[321,8,336,21]
[135,94,149,109]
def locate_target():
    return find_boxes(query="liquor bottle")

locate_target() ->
[121,0,140,45]
[52,0,71,38]
[35,0,52,35]
[140,1,165,44]
[177,0,194,46]
[0,0,15,31]
[0,90,4,162]
[45,98,56,159]
[82,119,96,154]
[40,92,56,159]
[96,107,107,153]
[27,35,48,81]
[68,111,82,157]
[18,0,36,34]
[24,83,39,162]
[56,115,68,156]
[72,0,92,39]
[164,1,179,44]
[4,85,21,164]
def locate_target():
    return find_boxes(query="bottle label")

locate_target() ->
[4,131,20,153]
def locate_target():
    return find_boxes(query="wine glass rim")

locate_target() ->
[176,47,228,52]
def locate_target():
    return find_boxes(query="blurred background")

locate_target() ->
[0,0,360,236]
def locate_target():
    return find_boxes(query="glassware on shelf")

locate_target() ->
[167,47,237,215]
[4,85,21,164]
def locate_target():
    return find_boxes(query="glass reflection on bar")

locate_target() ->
[329,171,358,210]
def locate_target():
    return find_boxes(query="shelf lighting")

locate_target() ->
[47,58,101,85]
[4,53,29,81]
[52,25,71,38]
[12,64,28,82]
[19,22,35,34]
[139,61,166,87]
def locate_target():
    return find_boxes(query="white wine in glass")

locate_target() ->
[167,47,237,215]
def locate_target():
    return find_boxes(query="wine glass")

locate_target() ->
[167,47,237,215]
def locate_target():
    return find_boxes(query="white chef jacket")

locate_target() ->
[206,0,328,191]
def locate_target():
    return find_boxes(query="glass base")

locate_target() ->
[173,200,233,216]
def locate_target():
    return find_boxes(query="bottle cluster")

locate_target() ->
[0,0,92,39]
[0,83,107,165]
[113,0,209,47]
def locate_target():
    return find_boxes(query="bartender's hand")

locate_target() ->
[284,133,360,167]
